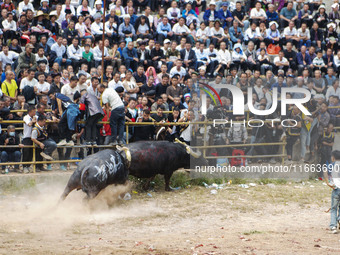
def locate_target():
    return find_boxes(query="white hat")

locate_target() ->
[121,73,126,78]
[209,1,216,6]
[164,39,171,44]
[327,22,337,30]
[41,0,48,2]
[124,14,131,19]
[318,5,326,11]
[269,21,279,29]
[94,0,102,5]
[332,3,339,9]
[49,10,58,17]
[93,13,101,20]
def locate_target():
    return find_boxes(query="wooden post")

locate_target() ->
[32,145,36,173]
[101,0,106,84]
[126,123,129,144]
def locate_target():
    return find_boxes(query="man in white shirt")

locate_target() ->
[18,0,35,14]
[297,23,311,49]
[61,76,80,102]
[2,13,16,43]
[326,80,340,101]
[93,40,112,68]
[108,72,124,90]
[195,42,209,70]
[0,44,18,69]
[98,84,125,144]
[20,69,38,105]
[77,73,89,92]
[51,36,72,68]
[67,38,88,71]
[35,72,50,96]
[282,21,299,48]
[170,59,187,82]
[273,50,289,75]
[173,17,191,44]
[250,2,267,24]
[215,41,231,76]
[91,13,103,41]
[22,106,37,173]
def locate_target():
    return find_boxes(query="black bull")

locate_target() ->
[60,141,207,200]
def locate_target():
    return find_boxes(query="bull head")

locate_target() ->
[174,138,202,159]
[116,146,131,168]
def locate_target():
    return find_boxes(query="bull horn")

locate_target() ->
[175,138,201,158]
[116,146,131,168]
[186,146,201,159]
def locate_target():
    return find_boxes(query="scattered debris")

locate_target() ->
[147,193,152,198]
[266,183,276,188]
[239,184,249,189]
[203,182,226,189]
[210,190,217,195]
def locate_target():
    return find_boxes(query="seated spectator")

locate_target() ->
[273,50,289,75]
[310,22,324,50]
[229,20,244,46]
[232,1,249,31]
[134,109,155,141]
[0,125,23,173]
[266,4,279,24]
[63,20,78,45]
[2,12,17,43]
[329,95,340,126]
[203,1,219,24]
[118,14,136,42]
[50,36,72,68]
[210,19,229,49]
[218,2,233,28]
[156,16,174,43]
[326,80,340,101]
[313,50,327,74]
[297,45,313,76]
[297,23,311,49]
[314,5,328,29]
[297,3,313,28]
[250,2,267,25]
[282,21,298,48]
[31,115,57,171]
[280,1,298,29]
[265,21,281,47]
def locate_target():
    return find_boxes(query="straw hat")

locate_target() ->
[35,10,49,19]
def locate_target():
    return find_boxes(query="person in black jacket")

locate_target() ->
[137,41,152,69]
[180,42,197,70]
[0,125,23,173]
[310,22,325,50]
[63,20,79,45]
[150,41,166,72]
[283,41,297,71]
[134,109,155,141]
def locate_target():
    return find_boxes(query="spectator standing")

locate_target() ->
[98,84,125,145]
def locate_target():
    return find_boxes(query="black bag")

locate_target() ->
[22,85,36,102]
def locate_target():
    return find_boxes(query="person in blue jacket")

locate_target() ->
[203,1,219,25]
[266,4,279,24]
[218,2,233,28]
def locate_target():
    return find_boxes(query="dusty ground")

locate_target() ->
[0,179,339,255]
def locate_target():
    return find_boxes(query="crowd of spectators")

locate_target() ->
[0,0,339,173]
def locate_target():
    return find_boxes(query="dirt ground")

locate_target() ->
[0,179,339,255]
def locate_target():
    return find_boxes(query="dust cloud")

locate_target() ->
[0,181,161,237]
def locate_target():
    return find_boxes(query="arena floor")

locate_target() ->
[0,179,339,254]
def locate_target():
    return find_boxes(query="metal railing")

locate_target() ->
[0,119,288,173]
